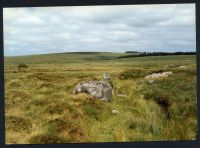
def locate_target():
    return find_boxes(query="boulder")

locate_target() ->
[74,81,112,101]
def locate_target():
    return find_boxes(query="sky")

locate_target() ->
[3,4,196,56]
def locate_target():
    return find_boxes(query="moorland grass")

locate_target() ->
[4,53,197,143]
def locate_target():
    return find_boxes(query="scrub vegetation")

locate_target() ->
[4,53,197,144]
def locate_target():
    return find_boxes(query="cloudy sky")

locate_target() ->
[3,4,196,56]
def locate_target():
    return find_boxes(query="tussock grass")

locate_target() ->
[7,80,22,88]
[47,118,71,132]
[25,73,65,82]
[6,115,31,132]
[29,134,67,144]
[4,54,197,143]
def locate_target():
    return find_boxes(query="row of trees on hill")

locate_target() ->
[125,51,195,55]
[115,51,196,59]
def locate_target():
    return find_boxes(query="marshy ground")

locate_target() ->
[4,53,197,144]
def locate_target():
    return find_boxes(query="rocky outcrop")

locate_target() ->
[74,81,112,101]
[145,71,173,80]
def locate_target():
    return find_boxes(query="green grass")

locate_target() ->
[4,53,197,143]
[4,52,126,65]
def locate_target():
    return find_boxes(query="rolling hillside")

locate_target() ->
[4,52,127,65]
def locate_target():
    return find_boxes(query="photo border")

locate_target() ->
[0,0,199,148]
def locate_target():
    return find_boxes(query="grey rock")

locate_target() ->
[74,81,112,101]
[177,65,187,69]
[145,71,173,80]
[103,73,111,81]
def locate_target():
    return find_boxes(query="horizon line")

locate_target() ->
[4,51,196,57]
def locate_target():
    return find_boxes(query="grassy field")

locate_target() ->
[4,53,197,144]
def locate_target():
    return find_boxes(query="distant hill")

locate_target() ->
[4,51,196,65]
[4,52,127,65]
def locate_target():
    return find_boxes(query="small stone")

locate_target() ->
[177,65,187,69]
[103,73,111,81]
[112,110,119,114]
[117,94,128,97]
[148,80,154,84]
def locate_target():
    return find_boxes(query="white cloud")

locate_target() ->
[3,4,196,56]
[18,15,45,26]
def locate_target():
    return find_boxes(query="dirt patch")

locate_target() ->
[157,98,170,118]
